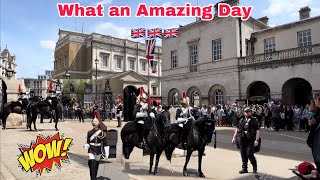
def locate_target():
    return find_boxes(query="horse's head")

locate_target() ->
[204,119,216,144]
[158,110,170,127]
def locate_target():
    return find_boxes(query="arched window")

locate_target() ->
[173,92,179,106]
[192,91,200,107]
[215,90,224,105]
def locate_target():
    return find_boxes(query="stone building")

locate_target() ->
[54,29,162,105]
[162,1,320,107]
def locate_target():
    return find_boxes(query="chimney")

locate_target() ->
[214,0,239,16]
[223,0,239,6]
[257,16,269,26]
[299,6,311,20]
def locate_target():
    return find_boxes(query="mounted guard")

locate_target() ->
[133,87,155,149]
[175,92,194,149]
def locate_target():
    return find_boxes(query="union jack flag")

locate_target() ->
[147,28,162,38]
[131,28,146,38]
[163,28,179,38]
[145,39,157,73]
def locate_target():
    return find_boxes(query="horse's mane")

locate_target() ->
[194,116,209,130]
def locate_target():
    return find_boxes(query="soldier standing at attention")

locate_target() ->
[232,107,260,174]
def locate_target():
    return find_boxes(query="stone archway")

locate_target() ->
[187,86,201,107]
[123,85,137,122]
[282,78,312,106]
[247,81,270,103]
[208,84,226,105]
[168,88,180,106]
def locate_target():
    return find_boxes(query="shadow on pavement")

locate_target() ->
[97,176,111,180]
[122,161,200,177]
[230,173,297,180]
[209,129,314,162]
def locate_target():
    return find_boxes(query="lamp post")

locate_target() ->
[95,58,98,102]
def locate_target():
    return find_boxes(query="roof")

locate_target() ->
[253,15,320,34]
[102,70,148,82]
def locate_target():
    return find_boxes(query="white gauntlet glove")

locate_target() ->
[83,143,90,150]
[150,112,155,119]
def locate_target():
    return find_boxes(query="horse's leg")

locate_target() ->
[183,149,193,176]
[55,113,59,131]
[154,151,162,175]
[33,114,37,131]
[49,113,52,123]
[149,153,154,174]
[40,113,43,123]
[2,112,8,129]
[198,148,205,177]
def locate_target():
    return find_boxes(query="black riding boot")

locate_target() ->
[88,160,95,180]
[94,160,100,178]
[240,146,249,174]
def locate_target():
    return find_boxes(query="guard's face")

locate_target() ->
[244,111,252,117]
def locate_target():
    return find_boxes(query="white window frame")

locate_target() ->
[115,56,123,70]
[297,29,312,47]
[141,60,147,72]
[190,45,198,65]
[151,61,157,73]
[215,90,224,105]
[212,38,222,60]
[129,58,135,70]
[264,37,276,53]
[171,50,177,69]
[173,92,179,106]
[101,54,109,67]
[152,86,157,96]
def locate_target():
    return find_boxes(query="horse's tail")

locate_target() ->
[214,130,217,149]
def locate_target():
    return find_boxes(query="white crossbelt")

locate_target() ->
[90,143,101,146]
[90,130,102,141]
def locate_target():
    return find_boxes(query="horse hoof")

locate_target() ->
[56,128,59,131]
[199,173,205,178]
[149,171,152,174]
[153,172,157,175]
[183,171,188,176]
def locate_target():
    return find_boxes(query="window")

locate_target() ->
[171,50,177,69]
[173,92,179,106]
[129,59,135,70]
[102,54,108,67]
[190,45,198,65]
[141,60,146,72]
[297,30,312,47]
[264,37,276,53]
[245,39,249,56]
[212,38,222,60]
[64,55,67,67]
[116,57,122,69]
[152,86,157,96]
[215,90,224,105]
[191,91,200,107]
[151,61,157,73]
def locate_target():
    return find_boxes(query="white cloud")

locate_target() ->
[161,2,172,7]
[40,40,56,50]
[263,0,312,17]
[96,0,112,5]
[94,22,130,39]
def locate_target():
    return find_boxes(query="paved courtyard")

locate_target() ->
[0,118,315,180]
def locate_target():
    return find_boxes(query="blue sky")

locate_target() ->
[1,0,320,78]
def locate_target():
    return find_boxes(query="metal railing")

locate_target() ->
[239,44,320,65]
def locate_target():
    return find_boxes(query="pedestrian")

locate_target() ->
[83,116,108,180]
[285,106,294,131]
[116,102,123,127]
[200,104,208,118]
[232,107,260,174]
[271,102,281,131]
[77,102,84,122]
[307,95,320,173]
[256,105,263,127]
[293,105,302,131]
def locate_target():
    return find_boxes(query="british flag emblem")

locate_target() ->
[163,28,179,38]
[131,28,146,38]
[147,28,162,38]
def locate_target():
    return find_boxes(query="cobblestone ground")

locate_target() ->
[0,118,314,180]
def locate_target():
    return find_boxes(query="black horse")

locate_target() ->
[121,111,170,175]
[26,96,74,131]
[164,117,217,177]
[2,98,30,129]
